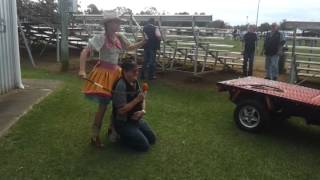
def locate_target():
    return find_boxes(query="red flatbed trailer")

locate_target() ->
[217,77,320,132]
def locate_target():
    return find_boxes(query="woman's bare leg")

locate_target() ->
[91,104,108,147]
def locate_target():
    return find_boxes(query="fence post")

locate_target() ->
[58,0,70,72]
[192,16,199,76]
[289,28,297,83]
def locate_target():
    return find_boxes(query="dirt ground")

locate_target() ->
[20,48,320,90]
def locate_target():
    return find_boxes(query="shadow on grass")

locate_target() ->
[263,118,320,148]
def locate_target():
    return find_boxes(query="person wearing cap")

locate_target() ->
[141,18,161,80]
[78,11,146,148]
[242,25,258,76]
[112,60,156,152]
[262,23,286,80]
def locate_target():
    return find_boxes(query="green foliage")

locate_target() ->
[138,7,160,15]
[17,0,58,25]
[208,20,227,29]
[86,4,102,14]
[114,6,132,16]
[258,22,271,32]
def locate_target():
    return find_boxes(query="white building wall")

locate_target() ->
[0,0,23,94]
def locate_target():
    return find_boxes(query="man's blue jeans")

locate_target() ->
[265,55,279,80]
[115,120,156,152]
[243,51,255,76]
[142,48,157,80]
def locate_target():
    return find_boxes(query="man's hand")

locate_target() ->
[277,47,283,56]
[131,111,145,121]
[135,92,145,103]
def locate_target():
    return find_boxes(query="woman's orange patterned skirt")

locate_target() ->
[82,61,121,105]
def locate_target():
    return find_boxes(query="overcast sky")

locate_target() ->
[78,0,320,25]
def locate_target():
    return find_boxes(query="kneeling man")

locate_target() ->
[112,60,156,152]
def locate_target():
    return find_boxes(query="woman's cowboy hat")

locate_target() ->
[102,10,126,24]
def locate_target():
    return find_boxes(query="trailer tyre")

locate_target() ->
[234,99,269,133]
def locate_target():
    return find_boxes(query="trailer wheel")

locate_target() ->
[234,99,270,133]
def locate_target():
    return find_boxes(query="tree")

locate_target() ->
[175,12,190,15]
[139,7,160,15]
[114,6,132,15]
[73,4,83,14]
[208,20,226,28]
[17,0,58,25]
[161,11,170,15]
[279,19,289,30]
[86,4,102,14]
[258,22,271,32]
[233,24,248,31]
[224,23,232,29]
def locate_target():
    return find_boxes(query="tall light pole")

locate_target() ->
[255,0,261,27]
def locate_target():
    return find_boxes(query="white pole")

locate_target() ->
[255,0,261,27]
[255,0,261,54]
[289,28,297,84]
[56,29,60,62]
[12,0,24,89]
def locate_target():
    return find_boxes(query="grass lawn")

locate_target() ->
[1,66,320,180]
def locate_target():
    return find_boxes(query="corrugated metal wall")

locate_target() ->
[0,0,23,95]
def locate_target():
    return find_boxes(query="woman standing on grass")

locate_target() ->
[78,11,146,148]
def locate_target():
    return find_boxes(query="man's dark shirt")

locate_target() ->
[243,32,258,54]
[143,24,160,50]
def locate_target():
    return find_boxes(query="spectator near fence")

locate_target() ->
[242,25,258,76]
[141,18,161,80]
[262,23,286,80]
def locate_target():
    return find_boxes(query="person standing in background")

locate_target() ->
[141,18,161,80]
[262,23,286,80]
[242,25,258,76]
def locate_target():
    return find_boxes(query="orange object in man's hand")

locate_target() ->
[142,83,149,93]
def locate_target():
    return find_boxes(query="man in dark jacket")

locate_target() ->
[112,61,156,152]
[242,25,258,76]
[263,23,286,80]
[141,18,161,80]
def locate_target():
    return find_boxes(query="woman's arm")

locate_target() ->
[126,40,146,51]
[117,33,146,51]
[79,48,91,78]
[79,35,104,77]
